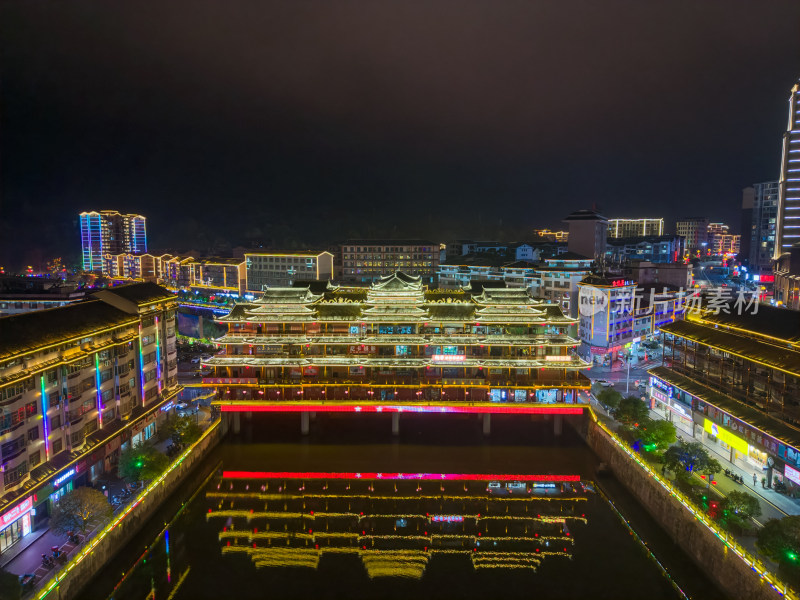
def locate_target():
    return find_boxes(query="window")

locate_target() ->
[52,438,63,455]
[145,387,158,402]
[49,391,60,408]
[25,402,37,417]
[4,462,27,486]
[51,414,61,429]
[47,370,58,385]
[144,369,157,383]
[143,351,157,365]
[142,334,155,346]
[101,389,114,402]
[27,427,39,442]
[100,369,113,383]
[29,450,40,467]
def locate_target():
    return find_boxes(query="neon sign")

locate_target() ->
[221,471,581,482]
[431,355,466,363]
[786,465,800,486]
[431,515,464,523]
[54,469,76,488]
[1,497,33,528]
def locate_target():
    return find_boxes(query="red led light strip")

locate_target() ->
[218,403,584,415]
[221,471,581,482]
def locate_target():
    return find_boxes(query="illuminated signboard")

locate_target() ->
[650,377,673,398]
[786,465,800,486]
[431,355,465,363]
[431,515,464,523]
[1,497,33,528]
[54,469,76,488]
[703,419,748,454]
[545,355,572,362]
[611,279,633,287]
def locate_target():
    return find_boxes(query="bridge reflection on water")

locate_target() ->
[209,472,588,579]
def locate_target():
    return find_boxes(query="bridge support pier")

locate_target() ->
[301,411,310,436]
[391,413,400,436]
[554,414,563,436]
[232,412,241,435]
[482,414,491,436]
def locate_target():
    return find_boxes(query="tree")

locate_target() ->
[723,490,762,521]
[615,396,650,426]
[118,443,170,484]
[596,388,622,412]
[757,516,800,567]
[158,414,202,445]
[50,487,113,534]
[663,440,713,477]
[639,419,677,451]
[702,457,722,485]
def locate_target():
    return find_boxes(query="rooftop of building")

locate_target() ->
[660,319,800,375]
[339,239,438,246]
[0,300,137,361]
[694,303,800,345]
[562,209,607,222]
[543,252,591,262]
[99,282,176,305]
[439,253,512,267]
[197,257,246,265]
[607,235,682,245]
[244,249,331,257]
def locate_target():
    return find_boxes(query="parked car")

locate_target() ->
[594,380,613,387]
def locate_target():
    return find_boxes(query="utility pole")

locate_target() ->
[625,351,631,395]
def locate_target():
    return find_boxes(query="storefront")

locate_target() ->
[703,419,749,465]
[131,414,157,447]
[0,497,33,555]
[648,377,694,436]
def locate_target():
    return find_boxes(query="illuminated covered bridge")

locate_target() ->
[204,272,592,432]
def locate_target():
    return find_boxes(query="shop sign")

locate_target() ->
[431,355,465,363]
[54,469,76,488]
[431,515,464,523]
[349,345,376,354]
[704,419,748,454]
[650,377,673,398]
[1,497,33,528]
[786,465,800,486]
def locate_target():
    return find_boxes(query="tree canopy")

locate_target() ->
[118,443,170,483]
[158,414,203,445]
[757,516,800,567]
[723,490,762,521]
[596,388,622,411]
[663,440,714,476]
[50,487,113,534]
[639,419,677,451]
[615,396,649,426]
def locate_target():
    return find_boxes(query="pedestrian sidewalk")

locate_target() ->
[2,403,215,584]
[646,407,800,520]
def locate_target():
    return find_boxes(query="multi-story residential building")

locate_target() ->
[104,252,167,282]
[577,275,687,363]
[606,235,685,264]
[746,182,780,272]
[0,282,179,556]
[625,261,692,290]
[203,272,590,414]
[0,278,88,316]
[706,223,739,255]
[676,217,710,254]
[79,211,147,273]
[774,244,800,310]
[189,257,247,296]
[563,210,607,261]
[776,78,800,258]
[607,218,664,238]
[338,241,439,285]
[245,251,334,292]
[650,304,800,489]
[436,253,593,318]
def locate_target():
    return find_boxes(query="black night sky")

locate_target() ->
[1,1,799,269]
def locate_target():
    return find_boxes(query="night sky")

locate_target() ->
[1,1,799,269]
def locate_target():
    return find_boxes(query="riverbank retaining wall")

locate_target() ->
[38,416,227,600]
[587,419,786,600]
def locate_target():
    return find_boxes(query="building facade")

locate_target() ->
[203,272,591,409]
[80,211,147,273]
[774,244,800,310]
[607,218,664,238]
[0,283,179,556]
[776,78,800,258]
[338,241,439,285]
[747,182,780,272]
[676,217,709,254]
[563,210,607,261]
[650,305,800,490]
[245,251,334,292]
[606,235,684,264]
[577,275,687,364]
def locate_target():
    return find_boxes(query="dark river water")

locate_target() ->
[82,414,727,600]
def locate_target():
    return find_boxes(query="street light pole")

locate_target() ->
[626,351,631,395]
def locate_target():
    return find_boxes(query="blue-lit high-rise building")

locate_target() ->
[775,78,800,258]
[80,211,147,272]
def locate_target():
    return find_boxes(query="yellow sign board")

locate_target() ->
[704,419,748,454]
